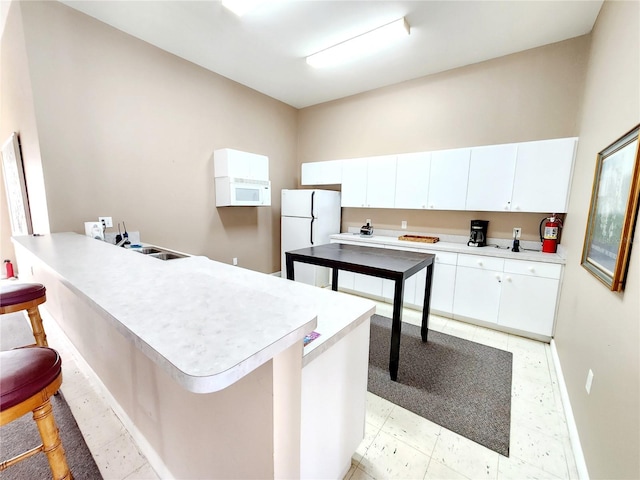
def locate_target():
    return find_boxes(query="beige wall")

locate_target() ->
[0,0,49,266]
[2,1,638,476]
[1,0,299,274]
[298,36,590,241]
[554,1,639,479]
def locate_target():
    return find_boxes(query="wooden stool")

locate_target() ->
[0,347,72,479]
[0,283,48,347]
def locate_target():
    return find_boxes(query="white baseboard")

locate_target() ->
[550,339,590,480]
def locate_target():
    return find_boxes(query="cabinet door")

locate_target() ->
[337,270,355,291]
[301,160,343,185]
[498,274,559,336]
[428,148,470,210]
[341,158,368,207]
[511,138,577,213]
[452,266,502,323]
[466,144,517,211]
[366,155,397,208]
[353,273,384,298]
[414,263,456,315]
[395,152,431,209]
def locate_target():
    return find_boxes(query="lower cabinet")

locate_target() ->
[497,260,561,336]
[330,239,563,339]
[453,255,561,337]
[452,255,504,323]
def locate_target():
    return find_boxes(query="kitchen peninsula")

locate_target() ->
[11,233,374,479]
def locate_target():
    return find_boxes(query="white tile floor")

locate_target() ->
[33,297,578,480]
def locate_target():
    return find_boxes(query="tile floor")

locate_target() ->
[27,297,577,479]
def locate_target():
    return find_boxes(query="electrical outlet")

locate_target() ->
[99,216,113,228]
[585,369,594,394]
[513,227,522,239]
[232,257,238,266]
[401,220,407,229]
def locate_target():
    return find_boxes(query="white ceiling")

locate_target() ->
[60,0,603,109]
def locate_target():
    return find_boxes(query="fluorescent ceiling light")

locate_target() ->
[306,18,410,69]
[222,0,268,17]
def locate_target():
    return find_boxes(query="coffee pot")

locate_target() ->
[468,220,488,247]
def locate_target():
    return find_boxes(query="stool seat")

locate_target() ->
[0,283,46,307]
[0,347,71,479]
[0,283,48,347]
[0,347,62,411]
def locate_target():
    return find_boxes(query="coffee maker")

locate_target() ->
[468,220,489,247]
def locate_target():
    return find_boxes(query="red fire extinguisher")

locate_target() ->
[4,259,15,278]
[539,215,562,253]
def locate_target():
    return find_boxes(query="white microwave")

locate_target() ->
[215,177,271,207]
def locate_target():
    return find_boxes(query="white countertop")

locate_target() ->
[331,232,566,264]
[12,233,374,392]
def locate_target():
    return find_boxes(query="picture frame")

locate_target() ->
[581,124,640,291]
[1,132,33,236]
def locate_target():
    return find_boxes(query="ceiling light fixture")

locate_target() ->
[306,17,410,69]
[221,0,268,17]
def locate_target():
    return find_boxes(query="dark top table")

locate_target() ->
[285,242,435,381]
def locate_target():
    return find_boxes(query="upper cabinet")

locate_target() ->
[466,144,518,211]
[342,155,396,208]
[300,137,577,212]
[427,148,470,210]
[301,160,343,185]
[214,148,269,181]
[395,152,431,209]
[511,138,577,213]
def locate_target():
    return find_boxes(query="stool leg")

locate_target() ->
[27,306,48,347]
[32,398,72,480]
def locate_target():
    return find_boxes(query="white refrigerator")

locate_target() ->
[281,189,341,287]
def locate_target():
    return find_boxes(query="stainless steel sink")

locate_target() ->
[132,246,187,260]
[150,252,187,261]
[135,247,162,255]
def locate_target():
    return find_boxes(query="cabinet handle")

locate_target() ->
[505,276,512,282]
[528,267,535,273]
[477,261,483,266]
[496,274,502,283]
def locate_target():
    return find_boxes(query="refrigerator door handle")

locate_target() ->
[310,217,315,245]
[310,190,316,245]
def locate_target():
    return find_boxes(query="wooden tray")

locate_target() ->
[398,235,440,244]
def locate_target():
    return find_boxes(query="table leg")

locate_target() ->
[285,254,295,281]
[421,262,434,342]
[389,278,404,381]
[331,268,339,291]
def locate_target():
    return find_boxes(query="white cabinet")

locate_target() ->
[428,148,470,210]
[414,251,457,315]
[340,158,368,207]
[324,137,576,213]
[329,236,563,340]
[301,160,343,185]
[497,260,561,336]
[452,255,504,324]
[466,144,518,211]
[213,148,269,180]
[394,152,431,209]
[511,138,577,213]
[341,156,396,208]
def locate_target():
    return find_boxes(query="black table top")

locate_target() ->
[286,243,434,280]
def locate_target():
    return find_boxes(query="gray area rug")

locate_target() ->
[368,314,513,457]
[0,312,103,479]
